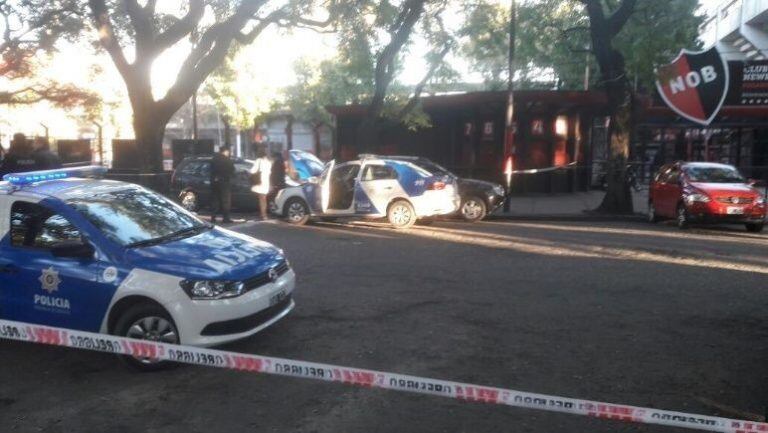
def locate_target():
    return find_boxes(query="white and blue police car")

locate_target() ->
[275,155,461,229]
[0,167,295,369]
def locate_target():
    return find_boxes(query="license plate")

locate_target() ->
[726,206,744,215]
[269,290,287,306]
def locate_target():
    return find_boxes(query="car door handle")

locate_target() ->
[0,264,18,274]
[382,186,393,190]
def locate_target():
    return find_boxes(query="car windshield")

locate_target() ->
[67,187,210,247]
[684,166,745,183]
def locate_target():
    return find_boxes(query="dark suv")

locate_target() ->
[386,156,506,221]
[170,156,260,212]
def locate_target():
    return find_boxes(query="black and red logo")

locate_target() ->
[655,47,729,125]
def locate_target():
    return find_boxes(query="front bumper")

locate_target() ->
[686,201,766,224]
[166,269,296,347]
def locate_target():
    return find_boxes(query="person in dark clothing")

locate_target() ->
[32,138,62,170]
[268,151,287,209]
[210,146,235,224]
[0,133,37,176]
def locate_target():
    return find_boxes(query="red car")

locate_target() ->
[648,162,766,232]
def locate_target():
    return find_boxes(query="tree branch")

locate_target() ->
[88,0,132,81]
[396,43,450,120]
[608,0,637,35]
[154,0,204,52]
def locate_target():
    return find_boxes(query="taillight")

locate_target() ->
[428,181,446,190]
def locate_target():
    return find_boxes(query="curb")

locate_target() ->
[488,212,646,222]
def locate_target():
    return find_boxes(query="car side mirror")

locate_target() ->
[51,241,95,260]
[747,178,758,186]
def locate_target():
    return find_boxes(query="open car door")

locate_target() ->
[320,160,335,213]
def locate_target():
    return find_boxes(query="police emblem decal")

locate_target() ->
[39,267,61,294]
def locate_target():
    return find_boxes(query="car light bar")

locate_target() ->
[2,166,107,185]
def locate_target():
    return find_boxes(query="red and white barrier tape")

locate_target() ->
[511,161,578,175]
[1,318,765,433]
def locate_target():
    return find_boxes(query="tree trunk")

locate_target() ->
[133,114,167,173]
[356,118,378,155]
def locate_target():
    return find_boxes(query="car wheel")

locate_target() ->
[113,303,179,372]
[284,198,310,225]
[648,202,659,223]
[388,200,416,229]
[460,196,487,222]
[676,203,689,229]
[180,191,198,212]
[746,222,764,233]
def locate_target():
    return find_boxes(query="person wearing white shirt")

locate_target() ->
[251,148,272,220]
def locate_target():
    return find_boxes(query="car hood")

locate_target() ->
[123,227,284,281]
[688,182,759,196]
[458,177,503,191]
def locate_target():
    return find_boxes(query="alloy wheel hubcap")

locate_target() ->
[182,193,196,210]
[678,207,686,225]
[126,316,178,364]
[648,204,655,221]
[288,202,305,222]
[392,205,411,226]
[462,200,483,220]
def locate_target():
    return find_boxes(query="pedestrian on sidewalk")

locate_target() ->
[251,147,272,220]
[268,151,286,208]
[210,145,235,224]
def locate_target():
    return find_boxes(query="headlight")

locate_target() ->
[180,280,245,300]
[493,185,505,196]
[756,195,766,205]
[685,193,710,204]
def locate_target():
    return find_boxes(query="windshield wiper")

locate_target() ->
[126,224,212,248]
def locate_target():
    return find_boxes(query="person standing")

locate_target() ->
[251,148,272,220]
[269,151,286,206]
[0,133,36,175]
[210,146,235,224]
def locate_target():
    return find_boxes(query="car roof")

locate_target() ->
[681,162,736,169]
[0,178,139,201]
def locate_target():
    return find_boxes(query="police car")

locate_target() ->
[0,167,295,370]
[274,155,460,228]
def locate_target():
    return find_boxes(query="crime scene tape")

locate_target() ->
[1,318,765,433]
[510,161,578,174]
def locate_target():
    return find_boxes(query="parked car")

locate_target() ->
[274,155,460,229]
[171,156,300,213]
[386,156,505,222]
[648,162,766,232]
[0,166,295,370]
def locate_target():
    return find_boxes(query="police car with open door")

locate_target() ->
[274,155,460,229]
[0,167,295,370]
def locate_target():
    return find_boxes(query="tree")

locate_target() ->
[86,0,330,172]
[327,0,457,152]
[461,0,701,92]
[0,0,98,107]
[461,0,701,212]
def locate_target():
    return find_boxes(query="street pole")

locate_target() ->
[502,0,516,212]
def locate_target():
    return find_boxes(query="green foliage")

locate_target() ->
[461,0,703,91]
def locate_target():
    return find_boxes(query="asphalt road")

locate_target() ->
[2,218,768,433]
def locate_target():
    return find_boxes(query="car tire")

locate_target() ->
[387,200,416,229]
[746,222,764,233]
[676,203,689,229]
[284,198,310,225]
[113,303,179,372]
[648,202,659,223]
[460,196,487,222]
[180,191,199,212]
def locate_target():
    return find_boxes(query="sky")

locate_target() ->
[0,0,722,144]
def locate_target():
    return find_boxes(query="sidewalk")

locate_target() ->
[492,189,648,220]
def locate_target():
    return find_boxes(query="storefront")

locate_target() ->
[328,90,608,193]
[641,48,768,183]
